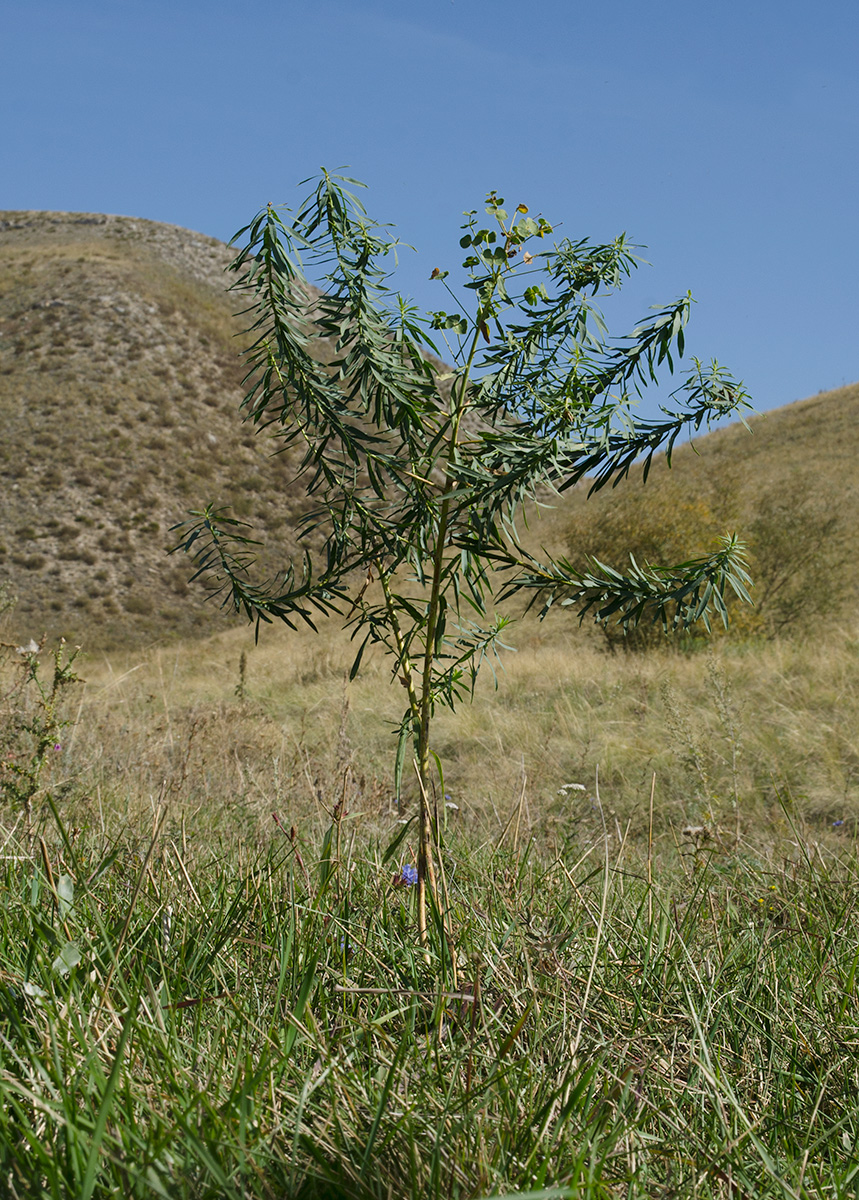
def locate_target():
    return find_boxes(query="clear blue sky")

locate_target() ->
[3,0,857,419]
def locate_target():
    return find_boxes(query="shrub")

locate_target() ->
[14,554,47,571]
[123,595,153,616]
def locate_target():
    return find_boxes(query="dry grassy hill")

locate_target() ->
[1,208,856,652]
[0,210,322,648]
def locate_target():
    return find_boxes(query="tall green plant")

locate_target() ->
[173,170,751,942]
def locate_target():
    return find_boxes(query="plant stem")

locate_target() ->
[380,571,432,948]
[414,317,487,942]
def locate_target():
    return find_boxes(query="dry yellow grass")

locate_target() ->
[50,606,859,863]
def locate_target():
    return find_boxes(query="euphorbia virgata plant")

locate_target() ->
[173,170,752,948]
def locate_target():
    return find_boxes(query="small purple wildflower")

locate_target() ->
[400,863,418,887]
[54,744,62,752]
[833,819,845,827]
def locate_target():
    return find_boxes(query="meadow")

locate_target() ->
[3,604,859,1199]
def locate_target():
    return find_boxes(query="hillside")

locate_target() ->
[0,210,322,648]
[0,208,856,651]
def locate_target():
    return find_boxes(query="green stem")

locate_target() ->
[417,317,486,785]
[380,569,433,949]
[412,299,497,944]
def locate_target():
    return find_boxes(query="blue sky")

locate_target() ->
[2,0,857,419]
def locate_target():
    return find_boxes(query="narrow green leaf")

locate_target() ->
[349,631,371,681]
[283,956,317,1058]
[359,1037,409,1181]
[382,815,416,866]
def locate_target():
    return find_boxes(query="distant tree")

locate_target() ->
[173,171,751,944]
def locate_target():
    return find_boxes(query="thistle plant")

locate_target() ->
[173,170,751,945]
[0,639,80,830]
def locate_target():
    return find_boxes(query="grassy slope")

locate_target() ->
[42,606,859,850]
